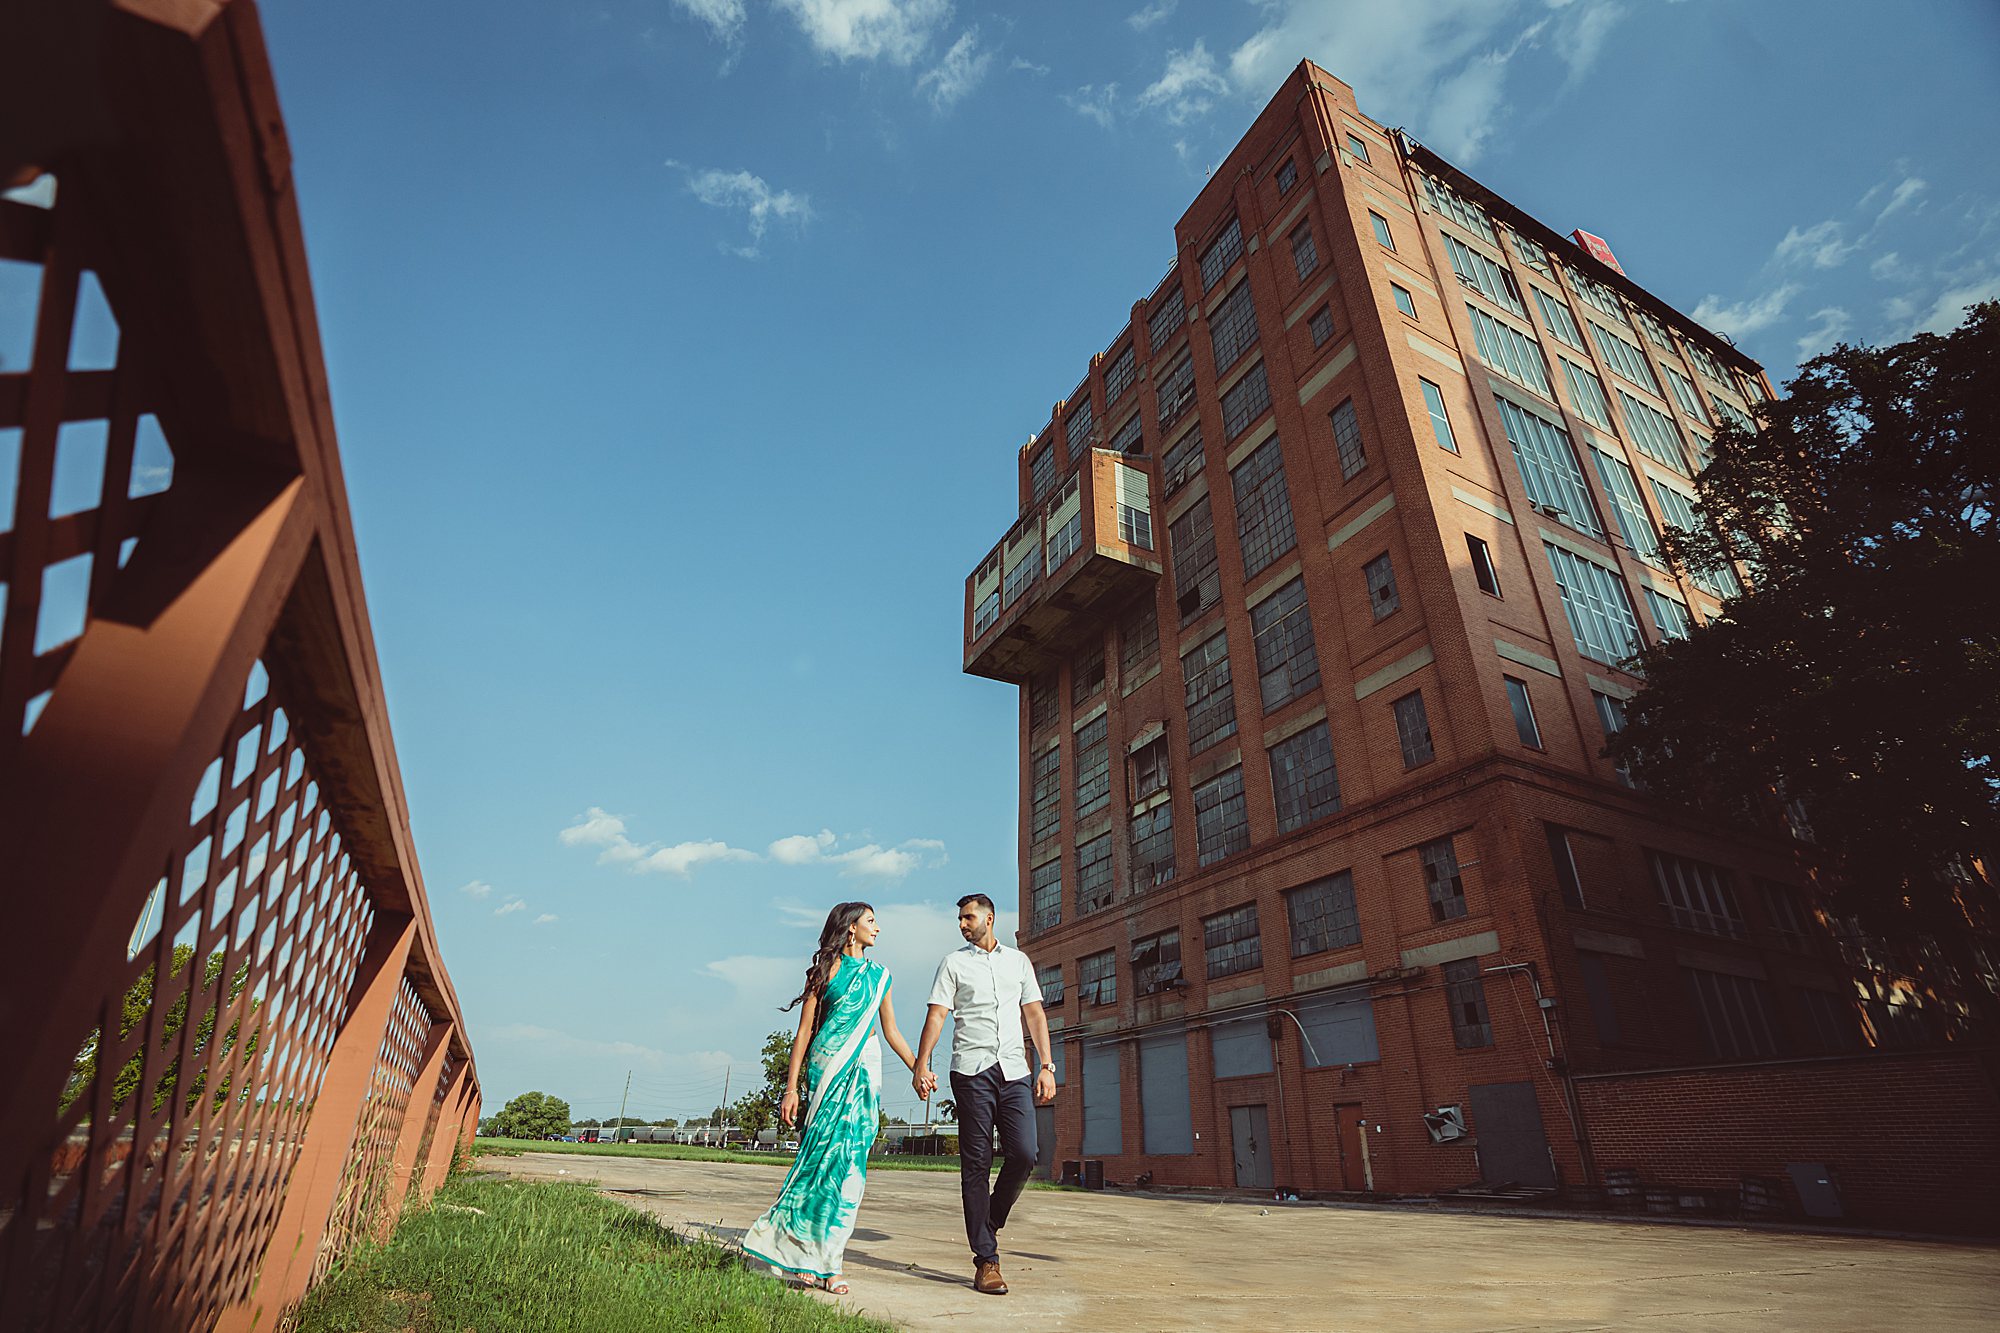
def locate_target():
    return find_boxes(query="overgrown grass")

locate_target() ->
[294,1176,892,1332]
[473,1137,966,1172]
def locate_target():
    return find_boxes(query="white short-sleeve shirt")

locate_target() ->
[928,942,1043,1080]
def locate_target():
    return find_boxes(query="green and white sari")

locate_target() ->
[744,955,889,1280]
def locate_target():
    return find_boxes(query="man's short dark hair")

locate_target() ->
[956,893,996,915]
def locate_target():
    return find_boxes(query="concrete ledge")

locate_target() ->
[1401,930,1500,968]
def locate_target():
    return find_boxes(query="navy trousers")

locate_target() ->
[949,1063,1037,1264]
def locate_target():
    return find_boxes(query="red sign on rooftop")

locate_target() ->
[1570,228,1624,275]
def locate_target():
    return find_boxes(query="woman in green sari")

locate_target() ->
[744,901,921,1294]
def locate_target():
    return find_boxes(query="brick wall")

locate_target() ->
[1575,1048,2000,1232]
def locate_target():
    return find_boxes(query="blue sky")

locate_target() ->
[249,0,2000,1123]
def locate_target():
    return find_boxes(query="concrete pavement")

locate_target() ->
[481,1152,1999,1332]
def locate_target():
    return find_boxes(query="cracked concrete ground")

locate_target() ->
[481,1152,1999,1332]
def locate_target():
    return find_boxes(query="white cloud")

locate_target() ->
[703,954,802,997]
[773,0,951,66]
[635,840,760,877]
[1127,0,1177,31]
[563,810,945,882]
[495,898,527,917]
[674,165,813,259]
[1064,83,1119,129]
[1551,0,1625,82]
[769,829,838,864]
[533,913,559,925]
[1909,273,2000,337]
[1873,175,1927,226]
[1136,39,1229,126]
[559,806,649,866]
[459,879,494,900]
[1870,251,1907,281]
[916,28,993,111]
[1691,283,1801,341]
[486,1022,672,1071]
[1009,56,1050,75]
[1794,306,1851,359]
[1774,220,1856,271]
[670,0,746,42]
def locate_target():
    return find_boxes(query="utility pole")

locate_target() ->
[614,1070,631,1139]
[719,1065,731,1142]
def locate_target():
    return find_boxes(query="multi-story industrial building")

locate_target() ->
[960,60,1866,1198]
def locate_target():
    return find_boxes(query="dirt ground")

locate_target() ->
[480,1152,2000,1332]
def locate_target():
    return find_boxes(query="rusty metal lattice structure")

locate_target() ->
[0,3,479,1330]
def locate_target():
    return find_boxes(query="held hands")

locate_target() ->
[779,1091,800,1129]
[912,1067,937,1100]
[1034,1069,1057,1104]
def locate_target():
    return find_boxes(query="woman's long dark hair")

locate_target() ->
[781,901,874,1030]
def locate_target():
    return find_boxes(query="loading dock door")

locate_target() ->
[1467,1081,1556,1188]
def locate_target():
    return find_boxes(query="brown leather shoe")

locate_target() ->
[973,1259,1008,1295]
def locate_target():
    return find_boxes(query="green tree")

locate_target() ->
[490,1090,572,1139]
[727,1029,795,1136]
[60,945,262,1121]
[1611,300,2000,1032]
[934,1098,957,1122]
[650,1118,679,1128]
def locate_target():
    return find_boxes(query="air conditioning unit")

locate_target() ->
[1423,1105,1468,1144]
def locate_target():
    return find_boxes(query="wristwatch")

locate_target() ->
[1040,1063,1056,1073]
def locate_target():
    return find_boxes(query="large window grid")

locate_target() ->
[1271,721,1342,831]
[1077,832,1115,914]
[1071,645,1104,706]
[1496,398,1602,538]
[1220,361,1272,439]
[1591,322,1656,391]
[1590,447,1664,566]
[1157,353,1197,432]
[1250,577,1320,711]
[1109,411,1144,456]
[1467,305,1554,398]
[1133,930,1183,995]
[1566,266,1626,322]
[1287,871,1360,956]
[1161,422,1202,497]
[1684,968,1780,1060]
[1029,670,1059,731]
[1618,389,1690,473]
[1037,960,1065,1005]
[1275,158,1298,193]
[1193,766,1249,865]
[1544,541,1644,665]
[1030,745,1062,843]
[1204,905,1263,979]
[1649,478,1742,598]
[1030,858,1062,932]
[1443,958,1494,1047]
[1169,495,1221,623]
[1653,852,1747,938]
[1130,735,1169,800]
[1635,308,1678,354]
[1182,631,1238,753]
[1643,586,1693,640]
[1120,600,1159,678]
[1065,399,1094,456]
[1393,690,1435,768]
[1150,284,1187,348]
[1561,358,1613,430]
[1105,343,1137,405]
[1364,551,1400,619]
[1592,689,1634,787]
[1046,504,1083,571]
[1311,306,1337,345]
[1117,463,1153,549]
[1200,216,1244,290]
[1506,224,1552,276]
[1209,281,1260,373]
[1231,437,1297,577]
[1422,175,1496,241]
[1330,399,1367,479]
[1665,366,1709,424]
[1130,799,1175,892]
[1713,396,1758,435]
[1078,950,1117,1006]
[1422,837,1467,922]
[1687,342,1730,386]
[1532,286,1585,349]
[1029,444,1057,503]
[1074,713,1111,820]
[1290,222,1319,282]
[1444,233,1525,316]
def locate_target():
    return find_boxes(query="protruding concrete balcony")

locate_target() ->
[964,449,1164,682]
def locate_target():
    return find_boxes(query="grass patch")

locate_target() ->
[294,1175,892,1333]
[472,1137,966,1172]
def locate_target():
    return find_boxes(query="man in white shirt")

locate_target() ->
[915,893,1056,1296]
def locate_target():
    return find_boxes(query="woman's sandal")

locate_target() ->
[814,1275,850,1296]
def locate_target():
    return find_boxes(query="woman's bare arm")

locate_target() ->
[878,985,919,1072]
[778,993,817,1128]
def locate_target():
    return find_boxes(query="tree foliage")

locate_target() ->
[727,1030,794,1136]
[1611,301,2000,1028]
[490,1090,572,1140]
[60,945,262,1121]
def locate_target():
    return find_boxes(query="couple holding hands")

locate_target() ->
[743,894,1055,1298]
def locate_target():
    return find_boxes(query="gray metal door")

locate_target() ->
[1467,1081,1556,1187]
[1034,1106,1056,1180]
[1230,1105,1273,1189]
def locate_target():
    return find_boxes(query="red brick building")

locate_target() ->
[959,62,1890,1202]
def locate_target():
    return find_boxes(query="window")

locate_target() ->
[1078,950,1117,1006]
[1363,552,1400,619]
[1635,308,1677,353]
[1105,343,1137,405]
[1169,495,1221,623]
[1290,222,1319,281]
[1713,396,1757,435]
[1120,600,1159,679]
[1077,831,1115,913]
[1547,826,1583,909]
[1561,357,1613,430]
[1420,175,1496,240]
[1220,361,1272,439]
[1466,305,1554,398]
[1532,286,1584,349]
[1643,586,1692,641]
[1029,444,1057,502]
[1209,280,1260,372]
[1250,577,1320,711]
[1271,721,1342,831]
[1421,837,1467,922]
[1592,689,1634,787]
[1653,852,1746,938]
[1029,670,1059,731]
[1688,342,1729,386]
[1133,930,1183,995]
[1443,234,1524,316]
[1045,479,1083,570]
[1392,284,1418,318]
[1204,905,1262,979]
[1618,389,1690,473]
[1466,533,1501,596]
[1565,265,1625,321]
[1074,713,1111,820]
[1231,437,1297,577]
[1109,411,1144,456]
[1309,306,1335,346]
[1578,953,1620,1044]
[1065,398,1095,455]
[1116,462,1153,549]
[1648,479,1741,598]
[1590,447,1664,566]
[1287,870,1360,956]
[1504,676,1542,747]
[1157,351,1197,433]
[1393,691,1435,768]
[1131,734,1170,800]
[1544,541,1643,665]
[1131,798,1175,892]
[1030,745,1062,843]
[1037,960,1065,1005]
[1193,766,1249,865]
[1442,958,1493,1048]
[1345,133,1371,164]
[1798,987,1857,1053]
[1506,224,1552,276]
[1683,967,1780,1060]
[1591,322,1655,391]
[1030,858,1062,932]
[1759,880,1808,941]
[1665,366,1709,425]
[1329,398,1367,479]
[1150,283,1187,348]
[1072,647,1105,707]
[1369,211,1395,250]
[1161,419,1203,496]
[1200,216,1244,291]
[1419,378,1458,452]
[1275,158,1298,194]
[1182,630,1238,753]
[1496,398,1602,538]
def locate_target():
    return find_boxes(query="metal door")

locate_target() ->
[1466,1081,1557,1187]
[1334,1104,1366,1190]
[1230,1105,1274,1189]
